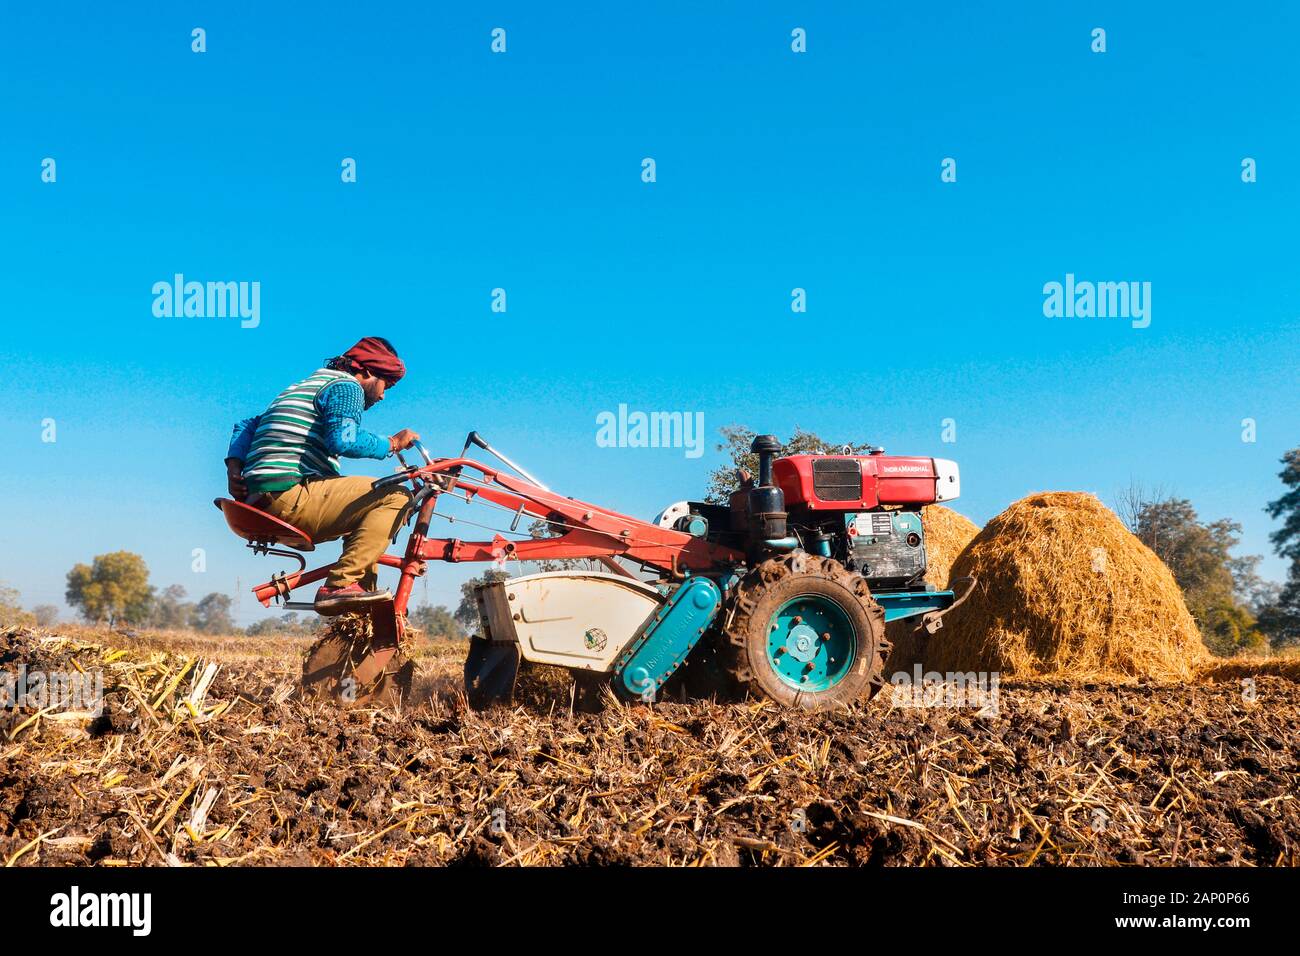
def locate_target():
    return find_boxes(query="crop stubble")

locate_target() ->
[1,625,1296,867]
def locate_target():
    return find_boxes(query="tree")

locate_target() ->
[1257,587,1299,647]
[524,517,603,573]
[1228,553,1280,616]
[454,570,511,632]
[1198,595,1263,656]
[65,552,153,627]
[149,584,194,630]
[191,592,235,634]
[1135,499,1236,596]
[1129,497,1266,655]
[1266,449,1300,561]
[408,604,464,641]
[1114,479,1170,534]
[246,612,320,637]
[0,584,35,627]
[1262,448,1300,646]
[705,425,872,503]
[32,605,59,627]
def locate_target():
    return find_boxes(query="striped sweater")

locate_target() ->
[233,368,389,493]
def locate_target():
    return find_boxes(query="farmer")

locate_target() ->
[224,336,421,614]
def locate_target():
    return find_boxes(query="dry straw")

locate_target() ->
[918,492,1205,681]
[6,624,1295,867]
[1197,655,1300,683]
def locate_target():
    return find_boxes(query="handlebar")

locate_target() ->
[371,471,416,491]
[370,431,548,494]
[396,439,433,469]
[371,439,433,492]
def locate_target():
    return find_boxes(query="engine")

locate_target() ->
[656,435,960,591]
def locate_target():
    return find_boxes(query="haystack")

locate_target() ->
[884,506,980,674]
[917,492,1205,681]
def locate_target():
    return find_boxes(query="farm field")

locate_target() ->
[3,625,1297,867]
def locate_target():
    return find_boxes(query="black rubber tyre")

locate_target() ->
[722,553,889,712]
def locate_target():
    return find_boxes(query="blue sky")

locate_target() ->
[2,2,1297,624]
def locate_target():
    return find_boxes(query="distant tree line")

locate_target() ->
[61,552,243,634]
[4,550,468,642]
[1116,448,1300,655]
[0,584,42,628]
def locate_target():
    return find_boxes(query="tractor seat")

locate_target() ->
[213,498,314,551]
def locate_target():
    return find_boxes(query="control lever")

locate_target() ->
[460,430,549,490]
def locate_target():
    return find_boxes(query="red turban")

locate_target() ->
[343,337,405,386]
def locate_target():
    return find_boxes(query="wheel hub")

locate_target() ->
[785,623,820,662]
[767,597,856,691]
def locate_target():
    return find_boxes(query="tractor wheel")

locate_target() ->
[722,553,889,711]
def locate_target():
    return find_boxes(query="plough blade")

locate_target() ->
[463,636,521,710]
[299,605,412,707]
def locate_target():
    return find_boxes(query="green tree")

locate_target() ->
[65,552,154,627]
[1130,497,1266,655]
[1227,553,1276,613]
[454,570,511,632]
[1135,499,1236,594]
[704,425,872,503]
[191,592,235,634]
[1262,448,1300,646]
[408,603,464,641]
[1199,595,1263,656]
[149,584,195,630]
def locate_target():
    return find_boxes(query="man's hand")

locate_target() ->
[225,458,248,501]
[389,429,421,454]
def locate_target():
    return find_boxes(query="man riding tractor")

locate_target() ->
[223,336,422,615]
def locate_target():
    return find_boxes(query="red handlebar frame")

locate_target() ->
[251,454,744,616]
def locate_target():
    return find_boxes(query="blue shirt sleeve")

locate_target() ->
[227,415,261,461]
[317,380,391,460]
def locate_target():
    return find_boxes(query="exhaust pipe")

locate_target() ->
[748,434,788,548]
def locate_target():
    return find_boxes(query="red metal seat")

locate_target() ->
[213,498,314,552]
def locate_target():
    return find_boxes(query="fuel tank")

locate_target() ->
[773,454,960,510]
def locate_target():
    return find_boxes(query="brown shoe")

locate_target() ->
[314,583,393,616]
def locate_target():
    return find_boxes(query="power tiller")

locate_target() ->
[217,431,971,711]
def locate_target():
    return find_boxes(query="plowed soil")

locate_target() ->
[2,626,1297,866]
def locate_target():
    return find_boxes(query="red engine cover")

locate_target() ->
[772,455,938,510]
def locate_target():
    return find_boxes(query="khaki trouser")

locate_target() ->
[264,476,411,589]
